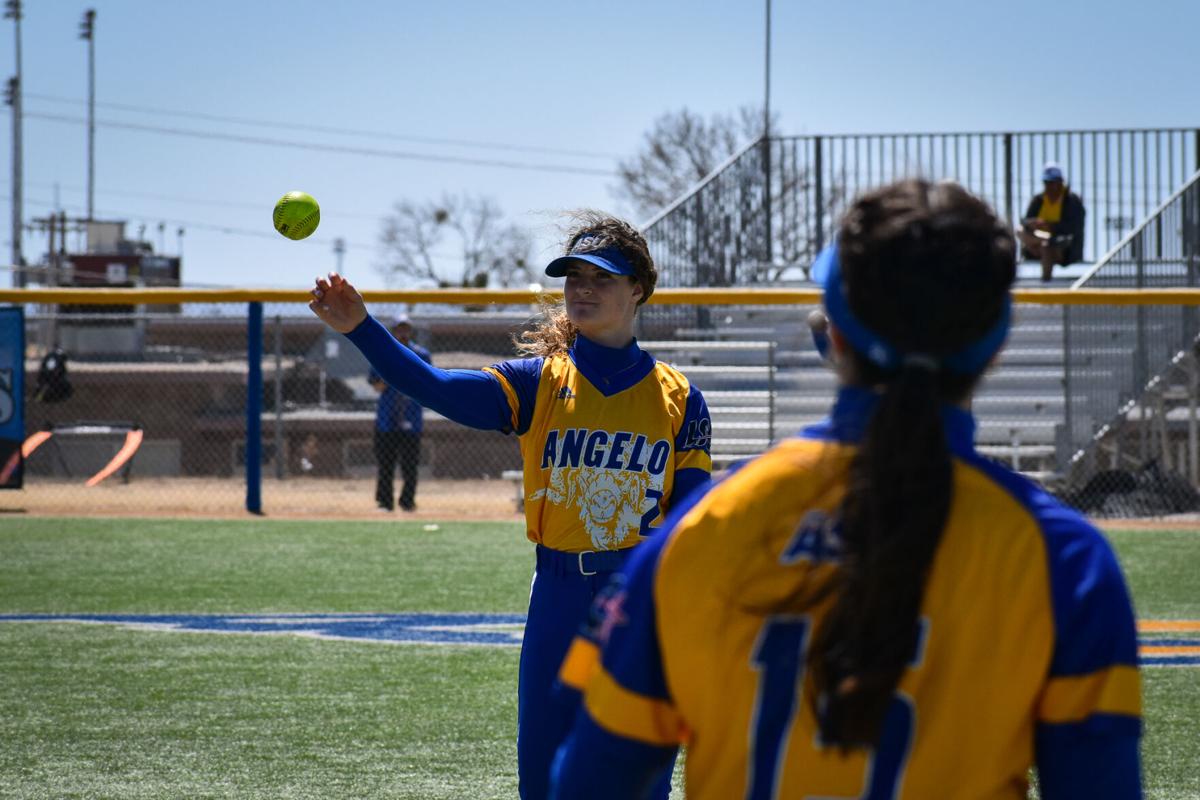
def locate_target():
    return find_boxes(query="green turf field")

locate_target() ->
[1,518,1197,798]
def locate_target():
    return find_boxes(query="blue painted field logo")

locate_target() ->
[0,613,526,647]
[1,615,1195,664]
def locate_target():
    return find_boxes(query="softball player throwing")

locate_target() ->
[310,211,711,799]
[551,181,1141,799]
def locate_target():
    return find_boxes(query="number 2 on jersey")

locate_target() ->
[747,615,918,800]
[639,487,664,535]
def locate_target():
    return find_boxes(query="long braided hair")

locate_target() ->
[808,179,1016,748]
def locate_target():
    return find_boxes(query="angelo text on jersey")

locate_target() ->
[540,429,671,475]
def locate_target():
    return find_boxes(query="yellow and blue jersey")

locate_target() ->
[344,317,712,548]
[485,335,712,553]
[553,386,1141,799]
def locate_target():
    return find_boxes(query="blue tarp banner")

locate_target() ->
[0,306,24,488]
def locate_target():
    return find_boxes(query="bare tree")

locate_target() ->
[379,194,533,288]
[618,106,846,284]
[616,106,771,221]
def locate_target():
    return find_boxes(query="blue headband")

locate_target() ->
[815,243,1010,374]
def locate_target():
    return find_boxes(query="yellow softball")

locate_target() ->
[272,191,321,241]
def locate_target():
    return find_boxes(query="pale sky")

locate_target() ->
[2,0,1197,289]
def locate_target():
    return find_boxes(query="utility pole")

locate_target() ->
[4,0,23,287]
[333,237,346,272]
[762,0,773,267]
[79,9,96,222]
[763,0,771,141]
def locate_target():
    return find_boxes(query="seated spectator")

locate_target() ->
[1018,162,1086,282]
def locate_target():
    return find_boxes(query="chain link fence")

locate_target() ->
[5,298,794,517]
[1053,170,1200,516]
[6,291,1200,519]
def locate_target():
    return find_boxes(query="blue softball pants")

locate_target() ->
[517,545,674,800]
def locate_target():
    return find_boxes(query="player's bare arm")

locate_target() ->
[310,271,368,333]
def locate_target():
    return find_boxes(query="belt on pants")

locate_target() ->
[535,544,634,577]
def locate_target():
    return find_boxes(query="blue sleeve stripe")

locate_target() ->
[959,452,1140,675]
[488,357,543,435]
[668,467,709,513]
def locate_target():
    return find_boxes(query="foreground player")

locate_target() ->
[551,180,1141,798]
[309,211,710,799]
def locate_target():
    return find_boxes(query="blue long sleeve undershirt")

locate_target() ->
[345,314,513,431]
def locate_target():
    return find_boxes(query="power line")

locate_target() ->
[19,110,617,178]
[24,91,620,161]
[5,195,467,261]
[5,179,384,221]
[14,195,374,250]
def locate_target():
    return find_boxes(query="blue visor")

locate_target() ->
[545,244,635,278]
[816,244,1010,374]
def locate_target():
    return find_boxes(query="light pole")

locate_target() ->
[4,0,23,286]
[764,0,771,140]
[333,237,346,272]
[762,0,773,267]
[79,9,96,222]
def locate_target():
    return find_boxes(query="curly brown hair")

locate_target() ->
[514,210,657,357]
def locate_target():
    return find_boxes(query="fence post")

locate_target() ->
[762,134,773,267]
[813,136,825,253]
[1134,237,1147,392]
[1003,133,1014,226]
[274,314,285,481]
[767,340,776,446]
[1188,351,1200,485]
[1061,303,1073,473]
[246,301,263,514]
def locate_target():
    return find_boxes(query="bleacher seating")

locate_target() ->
[654,275,1078,482]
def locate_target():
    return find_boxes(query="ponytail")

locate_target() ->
[803,178,1016,749]
[810,362,951,747]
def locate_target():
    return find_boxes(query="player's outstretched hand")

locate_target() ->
[310,272,368,334]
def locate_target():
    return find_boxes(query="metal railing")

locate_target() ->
[644,128,1200,286]
[1059,171,1200,510]
[642,138,771,288]
[640,339,777,467]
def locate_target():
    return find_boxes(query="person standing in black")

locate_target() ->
[370,315,432,511]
